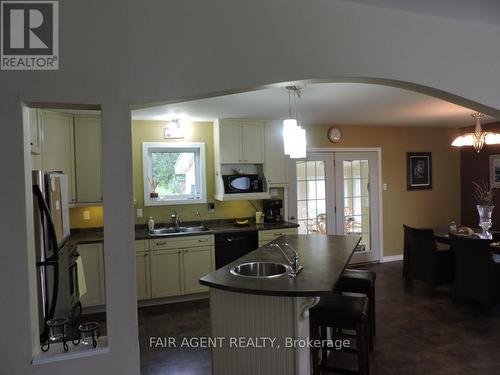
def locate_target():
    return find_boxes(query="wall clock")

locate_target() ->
[327,127,342,143]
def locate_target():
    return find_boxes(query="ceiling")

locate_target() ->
[340,0,500,27]
[132,83,497,127]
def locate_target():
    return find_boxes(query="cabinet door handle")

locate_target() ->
[244,159,248,162]
[156,242,166,246]
[273,233,283,236]
[144,253,148,257]
[198,239,208,242]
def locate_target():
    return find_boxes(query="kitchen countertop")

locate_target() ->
[199,234,361,297]
[68,220,299,245]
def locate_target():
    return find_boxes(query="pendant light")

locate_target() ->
[283,86,306,158]
[451,113,500,153]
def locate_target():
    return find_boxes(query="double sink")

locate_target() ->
[148,225,210,236]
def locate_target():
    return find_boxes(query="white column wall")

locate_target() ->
[0,1,500,374]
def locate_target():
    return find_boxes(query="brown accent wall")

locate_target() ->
[460,122,500,229]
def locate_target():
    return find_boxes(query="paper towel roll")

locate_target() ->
[76,256,87,297]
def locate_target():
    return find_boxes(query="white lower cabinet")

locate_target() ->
[258,228,298,248]
[183,246,213,294]
[77,243,105,308]
[136,251,151,300]
[149,235,214,299]
[150,249,183,298]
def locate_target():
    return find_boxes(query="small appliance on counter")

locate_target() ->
[222,174,263,194]
[264,199,283,223]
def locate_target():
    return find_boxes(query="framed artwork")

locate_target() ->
[407,152,432,190]
[489,154,500,188]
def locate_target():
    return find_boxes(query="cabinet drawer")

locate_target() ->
[134,239,148,252]
[150,235,213,250]
[258,228,298,242]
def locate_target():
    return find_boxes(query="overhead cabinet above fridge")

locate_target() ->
[38,110,102,205]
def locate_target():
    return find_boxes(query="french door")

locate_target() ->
[289,151,380,264]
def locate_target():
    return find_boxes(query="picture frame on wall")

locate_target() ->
[489,154,500,189]
[407,152,432,190]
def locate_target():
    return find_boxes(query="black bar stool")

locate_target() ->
[335,269,376,351]
[310,295,370,375]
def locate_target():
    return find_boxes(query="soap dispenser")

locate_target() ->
[147,217,155,231]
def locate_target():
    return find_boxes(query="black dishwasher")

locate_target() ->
[215,231,258,269]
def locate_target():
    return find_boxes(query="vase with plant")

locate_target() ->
[149,176,159,198]
[472,181,495,239]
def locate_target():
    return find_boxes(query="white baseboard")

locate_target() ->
[381,254,403,263]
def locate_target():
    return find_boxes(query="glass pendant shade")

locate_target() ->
[283,86,307,159]
[290,127,306,158]
[451,113,500,153]
[283,118,298,155]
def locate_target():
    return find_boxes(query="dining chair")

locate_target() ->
[402,225,454,288]
[451,235,500,307]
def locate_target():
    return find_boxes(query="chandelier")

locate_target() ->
[451,113,500,153]
[283,86,306,159]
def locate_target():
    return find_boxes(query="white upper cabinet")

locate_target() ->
[219,120,242,163]
[27,107,42,155]
[264,121,288,185]
[218,119,264,164]
[40,110,102,205]
[74,116,102,203]
[41,111,77,202]
[241,120,264,164]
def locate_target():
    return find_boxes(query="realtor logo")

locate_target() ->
[1,1,58,70]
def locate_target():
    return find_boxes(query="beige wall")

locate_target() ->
[72,122,461,259]
[305,124,461,257]
[131,120,262,225]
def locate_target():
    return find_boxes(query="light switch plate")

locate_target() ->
[137,208,143,218]
[270,188,278,197]
[83,210,90,220]
[383,183,388,191]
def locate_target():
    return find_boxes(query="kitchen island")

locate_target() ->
[199,234,361,375]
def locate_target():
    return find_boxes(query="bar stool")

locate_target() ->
[335,269,376,351]
[310,295,370,375]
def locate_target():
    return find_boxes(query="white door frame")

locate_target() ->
[288,147,384,262]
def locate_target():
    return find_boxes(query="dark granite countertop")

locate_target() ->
[199,234,361,297]
[68,220,299,245]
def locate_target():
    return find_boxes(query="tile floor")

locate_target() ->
[87,261,500,374]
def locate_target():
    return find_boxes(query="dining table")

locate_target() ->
[433,227,500,253]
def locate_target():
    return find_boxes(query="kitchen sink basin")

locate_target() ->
[149,227,178,235]
[230,262,290,278]
[149,226,210,236]
[181,226,210,233]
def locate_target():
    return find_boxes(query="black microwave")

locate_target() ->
[223,174,263,194]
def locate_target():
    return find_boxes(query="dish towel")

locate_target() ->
[76,256,87,297]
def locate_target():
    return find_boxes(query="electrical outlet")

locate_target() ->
[83,210,90,220]
[383,183,388,191]
[137,208,143,218]
[208,202,215,213]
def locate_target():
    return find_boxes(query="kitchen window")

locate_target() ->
[142,142,207,205]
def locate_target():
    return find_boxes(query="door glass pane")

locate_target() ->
[296,160,327,235]
[342,160,371,252]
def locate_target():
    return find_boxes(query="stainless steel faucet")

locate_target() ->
[269,242,303,277]
[171,210,180,230]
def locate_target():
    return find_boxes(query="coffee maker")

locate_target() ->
[264,199,283,223]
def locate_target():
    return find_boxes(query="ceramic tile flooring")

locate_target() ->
[88,261,500,374]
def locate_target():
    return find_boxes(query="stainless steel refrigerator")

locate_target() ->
[32,171,80,342]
